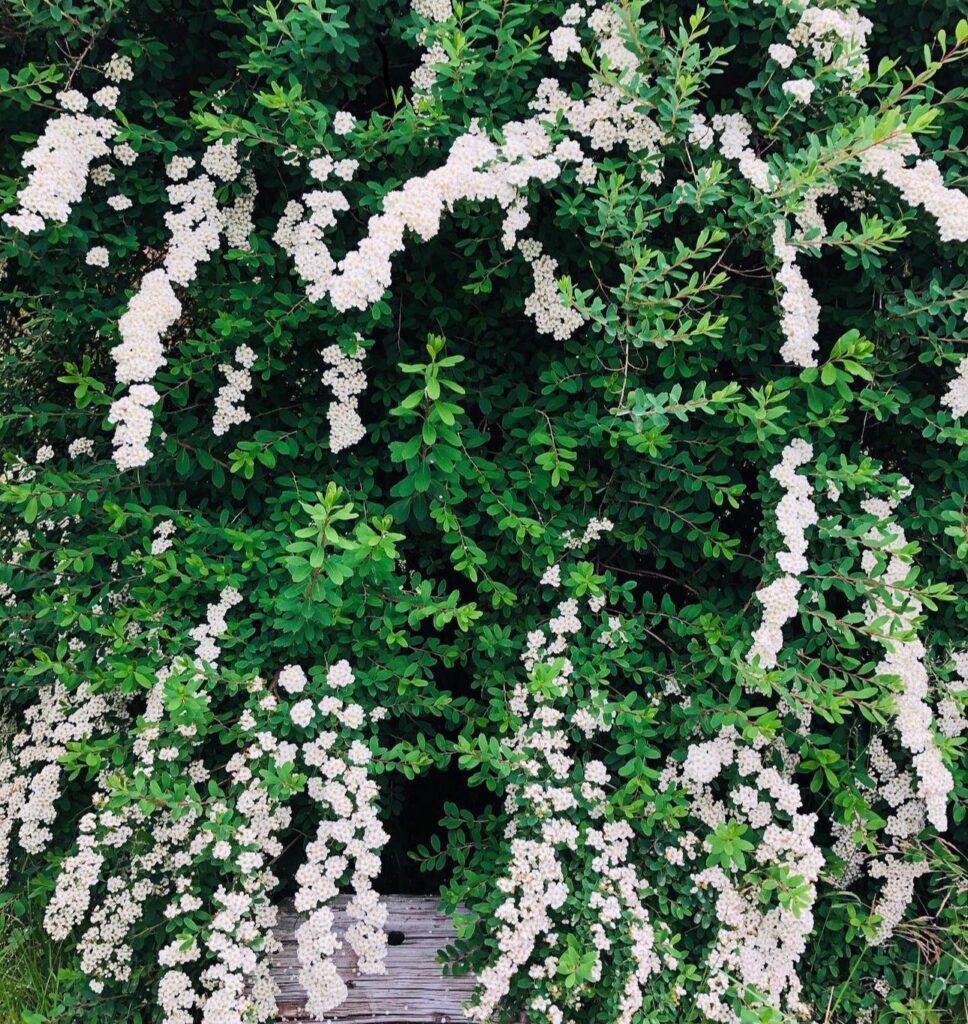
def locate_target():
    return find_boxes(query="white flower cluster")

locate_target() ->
[412,37,448,95]
[92,85,120,110]
[108,149,257,468]
[151,519,176,555]
[470,562,661,1024]
[290,698,314,728]
[188,586,243,668]
[322,343,368,453]
[114,141,138,166]
[472,837,568,1024]
[0,681,123,888]
[58,89,88,113]
[165,155,252,284]
[201,139,241,182]
[49,670,284,1023]
[585,819,660,1024]
[858,485,953,831]
[225,171,259,249]
[788,6,873,80]
[108,268,181,468]
[112,269,182,386]
[74,789,203,991]
[830,733,929,899]
[3,91,117,234]
[272,185,347,299]
[534,6,665,164]
[287,0,675,330]
[43,816,106,943]
[940,355,968,419]
[213,344,257,436]
[712,114,774,192]
[562,515,614,550]
[688,113,715,150]
[519,239,585,340]
[748,440,816,669]
[410,0,454,95]
[781,79,815,105]
[709,110,825,367]
[68,436,94,458]
[938,650,968,738]
[103,52,134,83]
[549,26,582,63]
[771,219,822,367]
[867,736,927,842]
[279,663,307,693]
[167,155,196,181]
[86,245,110,267]
[412,0,452,21]
[764,2,874,123]
[90,163,115,186]
[768,43,796,68]
[106,382,163,470]
[540,563,561,588]
[276,0,669,383]
[868,856,930,946]
[796,180,838,237]
[276,117,564,313]
[156,723,292,1024]
[860,135,968,243]
[661,728,821,1023]
[333,110,355,136]
[292,660,390,1016]
[327,659,355,688]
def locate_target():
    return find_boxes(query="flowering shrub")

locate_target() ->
[0,1,967,1023]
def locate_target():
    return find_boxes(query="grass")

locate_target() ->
[0,894,69,1024]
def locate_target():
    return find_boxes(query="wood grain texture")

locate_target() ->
[271,896,480,1024]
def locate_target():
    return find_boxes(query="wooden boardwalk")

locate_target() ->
[271,896,479,1023]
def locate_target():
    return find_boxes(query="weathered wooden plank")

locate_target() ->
[271,896,480,1024]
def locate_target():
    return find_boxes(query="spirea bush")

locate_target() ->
[0,1,966,1022]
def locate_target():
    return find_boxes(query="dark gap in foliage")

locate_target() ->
[380,765,493,894]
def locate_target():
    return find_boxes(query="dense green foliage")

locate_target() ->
[0,1,966,1023]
